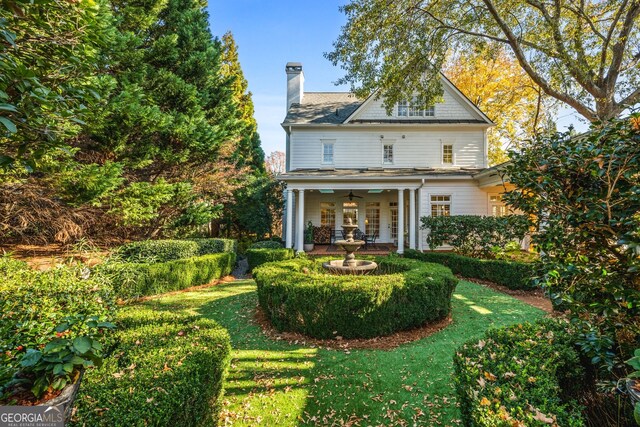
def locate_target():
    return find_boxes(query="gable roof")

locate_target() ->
[283,92,363,125]
[282,74,494,126]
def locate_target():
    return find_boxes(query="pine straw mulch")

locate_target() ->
[254,307,453,351]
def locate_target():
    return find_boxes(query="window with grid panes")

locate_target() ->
[322,142,334,164]
[442,144,453,164]
[383,144,394,164]
[430,195,451,217]
[365,202,380,236]
[320,202,336,228]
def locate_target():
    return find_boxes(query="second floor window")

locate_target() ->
[442,144,453,164]
[322,141,334,164]
[383,144,394,164]
[397,98,435,117]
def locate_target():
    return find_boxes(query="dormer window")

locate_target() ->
[397,98,435,117]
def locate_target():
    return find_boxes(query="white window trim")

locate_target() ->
[381,140,395,165]
[429,194,453,217]
[441,140,455,166]
[488,193,508,217]
[396,98,436,117]
[321,139,335,165]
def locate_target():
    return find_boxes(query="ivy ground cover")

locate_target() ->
[145,279,545,426]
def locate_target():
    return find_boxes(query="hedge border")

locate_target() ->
[253,256,458,339]
[404,249,535,290]
[246,248,294,271]
[101,252,236,301]
[453,319,587,427]
[71,307,231,427]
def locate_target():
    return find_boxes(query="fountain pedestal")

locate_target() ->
[322,218,377,275]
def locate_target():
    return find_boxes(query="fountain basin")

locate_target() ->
[322,259,378,275]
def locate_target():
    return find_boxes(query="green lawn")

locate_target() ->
[140,279,545,426]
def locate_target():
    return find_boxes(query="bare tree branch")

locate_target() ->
[481,0,598,120]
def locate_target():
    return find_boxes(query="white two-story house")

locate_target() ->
[279,62,508,253]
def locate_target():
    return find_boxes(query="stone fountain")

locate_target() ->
[322,218,378,275]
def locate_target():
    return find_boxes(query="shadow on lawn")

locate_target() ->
[297,281,546,426]
[138,280,545,426]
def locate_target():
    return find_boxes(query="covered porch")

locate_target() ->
[283,182,421,254]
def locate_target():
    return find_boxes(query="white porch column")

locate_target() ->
[296,189,305,253]
[397,188,405,254]
[409,188,416,250]
[285,188,294,249]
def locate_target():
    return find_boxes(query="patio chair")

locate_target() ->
[353,229,367,248]
[364,232,378,249]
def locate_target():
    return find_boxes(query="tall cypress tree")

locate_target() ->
[220,32,264,172]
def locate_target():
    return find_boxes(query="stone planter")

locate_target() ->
[37,369,84,423]
[303,243,314,252]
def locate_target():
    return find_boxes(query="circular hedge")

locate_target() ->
[253,256,458,339]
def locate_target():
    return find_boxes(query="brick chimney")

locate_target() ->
[285,62,304,110]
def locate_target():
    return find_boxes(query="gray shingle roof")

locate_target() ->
[283,92,363,124]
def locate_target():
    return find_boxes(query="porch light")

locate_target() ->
[368,189,383,193]
[319,189,334,194]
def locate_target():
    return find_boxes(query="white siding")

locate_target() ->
[354,86,477,121]
[289,128,485,170]
[419,181,491,248]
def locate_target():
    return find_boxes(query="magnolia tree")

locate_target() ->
[503,115,640,368]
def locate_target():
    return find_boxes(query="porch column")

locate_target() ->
[397,188,405,254]
[285,188,294,249]
[409,188,416,250]
[296,189,305,253]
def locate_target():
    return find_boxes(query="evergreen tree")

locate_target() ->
[219,31,264,171]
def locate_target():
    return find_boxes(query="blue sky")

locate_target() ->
[206,1,588,156]
[207,1,350,155]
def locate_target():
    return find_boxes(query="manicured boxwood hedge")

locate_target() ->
[101,252,236,301]
[246,248,294,271]
[0,257,116,400]
[453,319,587,427]
[72,306,231,427]
[116,238,236,264]
[253,256,458,339]
[249,240,284,250]
[404,249,535,290]
[188,238,237,255]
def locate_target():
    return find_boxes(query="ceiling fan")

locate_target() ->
[343,190,363,201]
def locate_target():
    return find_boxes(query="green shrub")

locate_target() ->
[453,319,587,427]
[246,248,294,271]
[504,116,640,368]
[253,256,458,339]
[101,253,236,301]
[188,238,237,254]
[249,240,284,250]
[404,249,535,290]
[421,215,529,257]
[0,257,116,400]
[72,306,231,427]
[115,239,199,263]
